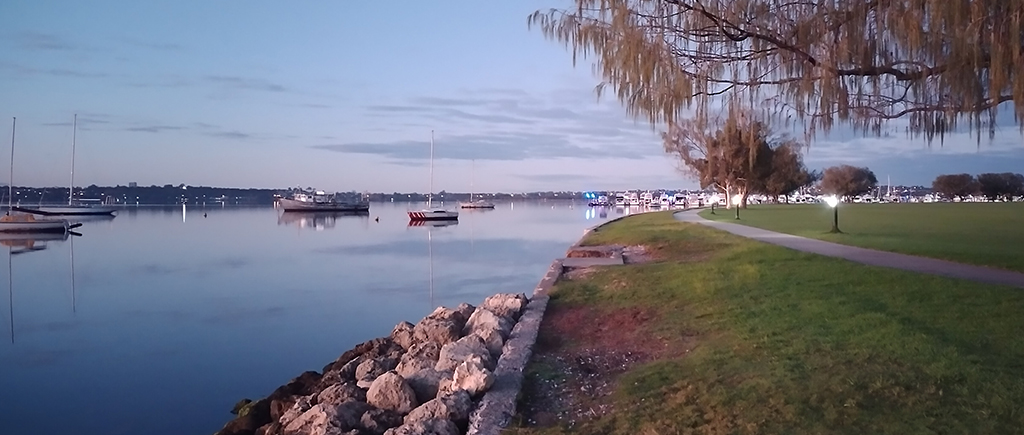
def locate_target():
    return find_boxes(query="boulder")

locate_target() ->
[360,408,405,435]
[412,307,468,346]
[448,356,495,398]
[322,337,399,374]
[366,372,419,414]
[395,342,441,378]
[282,401,370,435]
[382,419,460,435]
[255,422,281,435]
[404,368,452,404]
[474,327,505,358]
[463,307,514,340]
[391,322,416,350]
[356,358,387,384]
[317,382,365,406]
[215,397,272,435]
[266,371,324,421]
[403,390,472,427]
[480,293,529,321]
[279,395,315,429]
[435,334,494,372]
[454,303,475,322]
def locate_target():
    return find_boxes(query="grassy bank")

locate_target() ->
[509,211,1024,434]
[699,202,1024,273]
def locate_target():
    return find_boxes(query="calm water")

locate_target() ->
[0,201,632,435]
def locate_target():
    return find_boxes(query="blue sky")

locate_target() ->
[2,1,1022,192]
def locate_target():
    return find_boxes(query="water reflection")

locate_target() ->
[278,211,370,230]
[406,220,459,228]
[4,232,76,343]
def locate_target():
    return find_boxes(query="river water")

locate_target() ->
[0,201,630,435]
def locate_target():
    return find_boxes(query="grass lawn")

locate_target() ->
[508,211,1024,434]
[699,202,1024,273]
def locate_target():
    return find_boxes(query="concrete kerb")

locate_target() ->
[466,259,561,435]
[467,211,651,434]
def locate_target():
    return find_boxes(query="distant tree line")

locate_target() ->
[932,173,1024,201]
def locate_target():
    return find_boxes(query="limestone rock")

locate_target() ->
[436,334,494,372]
[279,395,315,428]
[356,358,387,384]
[412,307,468,346]
[360,408,405,435]
[463,307,514,339]
[382,419,460,435]
[395,341,441,378]
[480,293,529,321]
[322,337,399,374]
[454,303,475,322]
[391,321,416,350]
[317,382,365,406]
[215,397,272,435]
[474,327,505,358]
[366,372,419,414]
[281,401,370,435]
[448,356,495,398]
[405,368,453,404]
[403,390,472,427]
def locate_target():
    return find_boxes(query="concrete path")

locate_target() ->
[674,210,1024,289]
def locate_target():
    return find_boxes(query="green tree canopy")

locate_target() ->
[821,165,878,197]
[931,174,979,200]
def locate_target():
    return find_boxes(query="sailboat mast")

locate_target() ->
[428,130,434,209]
[69,114,77,206]
[8,117,14,212]
[470,159,474,202]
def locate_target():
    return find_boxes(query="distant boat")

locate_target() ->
[409,131,458,221]
[279,190,370,212]
[11,115,117,217]
[460,159,494,209]
[2,117,72,234]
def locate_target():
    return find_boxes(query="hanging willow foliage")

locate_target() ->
[528,0,1024,140]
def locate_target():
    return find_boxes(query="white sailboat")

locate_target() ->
[460,159,494,209]
[408,131,458,221]
[13,115,117,217]
[2,117,72,233]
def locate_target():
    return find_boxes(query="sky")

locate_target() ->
[1,1,1023,193]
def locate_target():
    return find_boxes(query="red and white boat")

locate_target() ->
[409,130,458,222]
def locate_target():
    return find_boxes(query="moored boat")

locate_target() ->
[2,117,72,233]
[279,190,370,212]
[409,131,458,222]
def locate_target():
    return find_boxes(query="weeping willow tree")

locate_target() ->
[529,0,1024,140]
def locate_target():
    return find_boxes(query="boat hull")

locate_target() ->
[279,198,370,212]
[459,201,495,209]
[408,210,459,221]
[0,219,69,233]
[12,205,117,216]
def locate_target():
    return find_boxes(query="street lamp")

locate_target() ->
[824,195,841,233]
[732,194,742,219]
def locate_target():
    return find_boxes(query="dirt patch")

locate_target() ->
[515,303,685,429]
[566,247,616,258]
[622,244,658,264]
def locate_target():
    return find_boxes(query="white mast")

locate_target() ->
[470,159,475,202]
[69,114,77,206]
[428,130,434,209]
[8,117,14,213]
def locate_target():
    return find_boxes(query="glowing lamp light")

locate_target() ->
[824,195,839,208]
[825,195,841,233]
[732,194,742,205]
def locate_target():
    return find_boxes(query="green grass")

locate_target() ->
[699,202,1024,273]
[509,211,1024,435]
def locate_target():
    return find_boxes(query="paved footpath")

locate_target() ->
[674,210,1024,289]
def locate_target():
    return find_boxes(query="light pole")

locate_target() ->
[824,195,841,233]
[732,194,742,219]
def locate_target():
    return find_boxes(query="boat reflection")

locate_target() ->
[1,231,71,255]
[407,220,459,228]
[5,231,78,343]
[278,210,370,230]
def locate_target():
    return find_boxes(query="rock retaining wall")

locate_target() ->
[214,293,531,435]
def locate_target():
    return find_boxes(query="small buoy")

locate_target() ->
[203,213,207,218]
[374,216,379,222]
